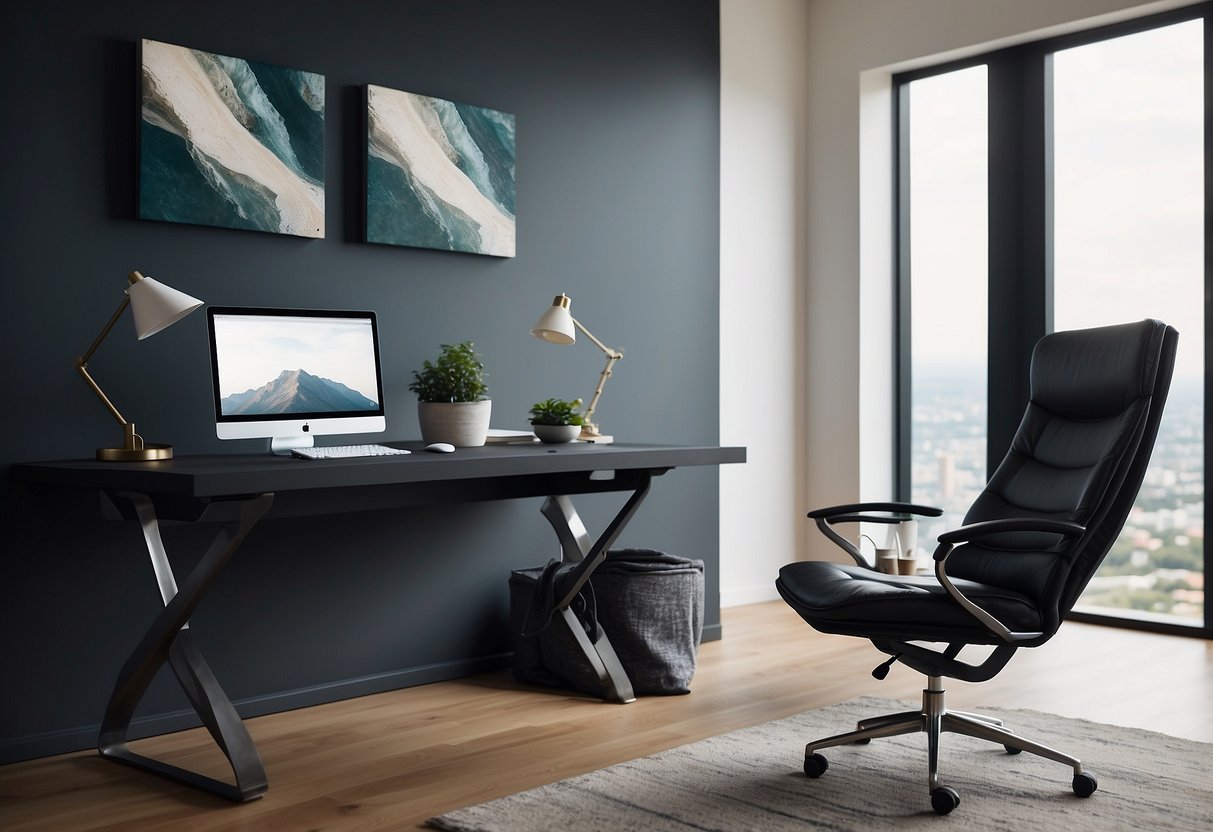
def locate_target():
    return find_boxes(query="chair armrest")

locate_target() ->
[808,501,944,522]
[935,517,1086,548]
[808,502,943,568]
[932,518,1086,644]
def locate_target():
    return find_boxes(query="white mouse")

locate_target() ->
[424,442,456,453]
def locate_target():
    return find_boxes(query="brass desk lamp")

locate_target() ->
[75,270,203,461]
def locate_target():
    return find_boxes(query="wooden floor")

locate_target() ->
[2,601,1210,831]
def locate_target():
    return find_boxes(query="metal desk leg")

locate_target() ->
[97,492,273,802]
[558,606,636,704]
[540,494,592,563]
[539,475,652,704]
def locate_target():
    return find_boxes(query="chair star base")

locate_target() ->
[802,676,1097,815]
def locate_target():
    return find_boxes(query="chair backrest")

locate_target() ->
[950,319,1177,637]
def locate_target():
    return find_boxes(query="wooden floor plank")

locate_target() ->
[1,601,1209,830]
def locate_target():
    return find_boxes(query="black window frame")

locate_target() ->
[894,2,1213,639]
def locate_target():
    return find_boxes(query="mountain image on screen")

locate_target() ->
[221,369,378,415]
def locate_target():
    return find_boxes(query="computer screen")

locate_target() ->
[207,307,386,454]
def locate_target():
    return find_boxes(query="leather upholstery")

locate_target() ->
[777,562,1040,645]
[778,319,1176,654]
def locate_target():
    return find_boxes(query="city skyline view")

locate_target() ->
[910,372,1204,623]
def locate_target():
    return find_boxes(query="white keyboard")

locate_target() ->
[291,444,412,460]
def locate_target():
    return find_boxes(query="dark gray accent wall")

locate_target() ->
[0,1,720,762]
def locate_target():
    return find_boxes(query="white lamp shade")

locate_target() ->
[127,273,203,340]
[531,294,576,345]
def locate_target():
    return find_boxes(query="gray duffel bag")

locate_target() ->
[509,548,705,696]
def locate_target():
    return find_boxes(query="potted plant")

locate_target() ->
[409,341,491,446]
[528,397,584,444]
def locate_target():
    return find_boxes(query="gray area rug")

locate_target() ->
[428,696,1210,831]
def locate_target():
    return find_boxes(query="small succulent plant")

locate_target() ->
[528,397,585,426]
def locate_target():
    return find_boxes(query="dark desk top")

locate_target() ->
[12,442,746,500]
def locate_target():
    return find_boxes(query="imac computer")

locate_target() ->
[207,307,387,454]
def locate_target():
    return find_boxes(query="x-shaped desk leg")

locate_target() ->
[539,473,653,704]
[98,492,274,802]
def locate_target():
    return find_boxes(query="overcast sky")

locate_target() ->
[909,18,1203,380]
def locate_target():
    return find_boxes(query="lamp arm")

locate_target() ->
[571,316,622,361]
[583,352,622,427]
[75,294,132,427]
[570,316,623,427]
[80,293,131,366]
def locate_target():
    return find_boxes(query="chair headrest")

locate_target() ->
[1030,319,1166,419]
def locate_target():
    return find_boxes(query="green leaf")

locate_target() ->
[408,341,489,402]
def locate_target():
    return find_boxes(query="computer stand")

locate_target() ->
[270,434,312,455]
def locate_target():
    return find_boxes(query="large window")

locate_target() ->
[905,66,988,544]
[1052,21,1205,623]
[896,6,1209,635]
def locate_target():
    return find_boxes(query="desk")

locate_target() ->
[13,442,744,801]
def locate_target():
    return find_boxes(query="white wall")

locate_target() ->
[719,0,810,606]
[720,0,1196,593]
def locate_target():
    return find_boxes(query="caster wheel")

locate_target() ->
[853,738,872,745]
[1073,771,1098,797]
[930,786,961,815]
[1004,744,1022,755]
[804,752,829,778]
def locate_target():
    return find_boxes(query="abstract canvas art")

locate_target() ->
[138,39,325,238]
[366,85,515,257]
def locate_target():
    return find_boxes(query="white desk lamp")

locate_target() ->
[75,270,203,461]
[530,293,623,444]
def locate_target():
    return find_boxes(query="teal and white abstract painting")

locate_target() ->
[139,39,325,238]
[366,84,515,257]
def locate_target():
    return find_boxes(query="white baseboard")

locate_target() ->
[720,584,781,608]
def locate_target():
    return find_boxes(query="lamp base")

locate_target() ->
[97,443,173,462]
[578,429,614,444]
[96,423,173,461]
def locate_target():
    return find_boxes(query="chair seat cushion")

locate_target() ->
[776,561,1043,645]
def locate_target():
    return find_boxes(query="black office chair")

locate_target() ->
[776,319,1177,815]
